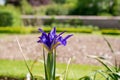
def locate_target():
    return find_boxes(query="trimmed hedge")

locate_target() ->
[1,27,120,35]
[101,29,120,35]
[54,27,92,33]
[0,27,93,34]
[0,27,33,34]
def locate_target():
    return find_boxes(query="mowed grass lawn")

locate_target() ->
[0,59,103,80]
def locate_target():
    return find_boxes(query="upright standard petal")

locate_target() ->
[49,27,57,40]
[50,27,56,36]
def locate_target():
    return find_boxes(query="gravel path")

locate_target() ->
[0,34,120,65]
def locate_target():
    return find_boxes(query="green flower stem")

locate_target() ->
[43,48,48,80]
[43,49,56,80]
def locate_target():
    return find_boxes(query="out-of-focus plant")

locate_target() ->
[101,29,120,35]
[0,27,33,34]
[20,0,34,15]
[16,37,34,80]
[69,0,117,16]
[52,0,66,4]
[0,26,94,34]
[0,11,13,27]
[37,27,72,80]
[0,5,21,26]
[17,27,72,80]
[45,4,69,15]
[79,37,120,80]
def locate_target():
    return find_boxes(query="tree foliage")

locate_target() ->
[52,0,66,4]
[69,0,118,15]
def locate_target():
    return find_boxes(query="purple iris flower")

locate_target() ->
[38,27,73,52]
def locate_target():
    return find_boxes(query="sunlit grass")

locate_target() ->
[0,59,102,80]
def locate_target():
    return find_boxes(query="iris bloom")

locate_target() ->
[37,27,72,80]
[38,27,73,52]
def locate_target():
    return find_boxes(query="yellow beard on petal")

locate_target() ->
[43,44,50,52]
[51,42,61,50]
[43,42,60,53]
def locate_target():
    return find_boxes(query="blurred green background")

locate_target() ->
[0,0,120,80]
[0,0,120,35]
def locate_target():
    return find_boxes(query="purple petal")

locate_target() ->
[58,36,66,46]
[38,28,44,33]
[37,40,41,43]
[40,33,51,49]
[37,27,73,51]
[61,40,67,46]
[64,34,73,40]
[49,27,57,43]
[50,27,56,36]
[58,31,65,37]
[58,34,73,46]
[39,33,48,44]
[40,34,47,43]
[58,36,62,41]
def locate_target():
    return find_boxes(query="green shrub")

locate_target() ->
[34,5,48,15]
[29,3,73,15]
[52,0,66,4]
[44,17,56,25]
[112,0,120,16]
[69,0,116,15]
[46,4,69,15]
[26,0,76,15]
[101,29,120,35]
[66,0,77,3]
[44,19,83,26]
[20,0,34,15]
[0,5,22,26]
[98,13,113,16]
[0,11,13,27]
[67,19,83,25]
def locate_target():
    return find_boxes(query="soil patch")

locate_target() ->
[0,34,120,65]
